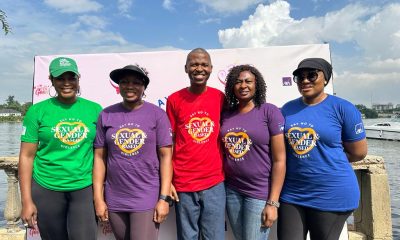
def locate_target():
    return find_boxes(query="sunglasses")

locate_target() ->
[293,70,320,83]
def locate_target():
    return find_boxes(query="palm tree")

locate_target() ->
[0,10,11,35]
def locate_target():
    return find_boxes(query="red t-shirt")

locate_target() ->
[166,87,225,192]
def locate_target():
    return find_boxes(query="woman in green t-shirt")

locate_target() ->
[18,57,102,240]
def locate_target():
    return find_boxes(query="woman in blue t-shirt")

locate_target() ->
[221,65,286,240]
[278,58,368,240]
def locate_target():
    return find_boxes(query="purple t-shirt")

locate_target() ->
[220,103,284,200]
[95,101,172,212]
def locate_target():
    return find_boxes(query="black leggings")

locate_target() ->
[277,202,352,240]
[31,179,97,240]
[108,211,159,240]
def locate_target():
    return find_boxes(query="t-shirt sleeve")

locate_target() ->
[94,103,103,118]
[166,97,176,134]
[94,111,106,148]
[266,104,285,136]
[156,110,173,148]
[21,105,39,143]
[341,102,366,142]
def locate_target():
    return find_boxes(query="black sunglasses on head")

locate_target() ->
[293,70,320,83]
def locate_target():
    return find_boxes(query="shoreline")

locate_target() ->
[0,117,23,123]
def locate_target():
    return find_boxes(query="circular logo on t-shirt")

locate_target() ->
[52,119,89,149]
[223,131,252,159]
[114,128,147,155]
[185,111,215,144]
[286,125,318,156]
[187,117,214,141]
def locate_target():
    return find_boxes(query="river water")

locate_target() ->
[0,121,399,238]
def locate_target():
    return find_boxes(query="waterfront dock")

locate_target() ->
[0,155,393,240]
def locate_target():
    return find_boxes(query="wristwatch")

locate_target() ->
[266,199,280,208]
[159,194,174,207]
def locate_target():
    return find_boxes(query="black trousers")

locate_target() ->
[277,202,352,240]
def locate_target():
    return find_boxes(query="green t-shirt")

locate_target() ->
[21,97,102,191]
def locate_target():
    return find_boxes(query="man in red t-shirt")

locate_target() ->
[166,48,225,240]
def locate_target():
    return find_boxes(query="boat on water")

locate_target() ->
[365,121,400,141]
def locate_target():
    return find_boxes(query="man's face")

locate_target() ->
[185,52,213,87]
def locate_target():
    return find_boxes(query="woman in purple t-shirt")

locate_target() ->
[93,64,173,240]
[221,65,286,240]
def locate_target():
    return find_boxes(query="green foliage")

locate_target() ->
[21,102,33,115]
[0,95,32,116]
[0,10,11,35]
[6,95,20,110]
[355,104,367,111]
[355,104,378,118]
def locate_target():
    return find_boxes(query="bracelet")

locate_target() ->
[266,199,280,208]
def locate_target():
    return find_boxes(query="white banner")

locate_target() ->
[32,44,333,107]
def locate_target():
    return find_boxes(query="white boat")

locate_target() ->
[365,121,400,141]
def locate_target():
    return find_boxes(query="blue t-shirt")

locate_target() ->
[280,95,365,211]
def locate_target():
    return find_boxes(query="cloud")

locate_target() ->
[218,1,400,105]
[200,18,221,24]
[369,58,400,72]
[117,0,134,18]
[76,29,127,45]
[218,1,294,47]
[195,0,264,13]
[44,0,102,13]
[163,0,174,11]
[77,15,108,29]
[334,70,400,105]
[218,1,376,48]
[355,3,400,60]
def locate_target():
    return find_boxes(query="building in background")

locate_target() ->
[372,103,394,112]
[0,109,22,117]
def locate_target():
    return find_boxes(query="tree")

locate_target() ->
[4,95,21,112]
[1,10,11,35]
[21,102,32,115]
[355,104,378,118]
[6,95,16,106]
[355,104,367,111]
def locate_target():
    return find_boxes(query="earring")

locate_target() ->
[77,87,81,97]
[49,86,57,97]
[142,92,146,98]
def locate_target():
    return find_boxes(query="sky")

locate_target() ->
[1,0,399,107]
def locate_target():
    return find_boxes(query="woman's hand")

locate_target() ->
[21,200,37,228]
[18,142,38,228]
[153,200,169,223]
[94,200,109,222]
[262,204,278,228]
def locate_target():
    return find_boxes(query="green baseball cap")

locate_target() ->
[49,57,80,77]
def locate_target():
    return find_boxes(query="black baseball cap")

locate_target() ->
[110,65,150,88]
[293,58,332,82]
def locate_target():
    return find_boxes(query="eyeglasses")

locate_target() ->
[293,70,320,83]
